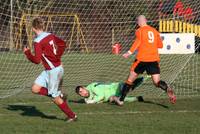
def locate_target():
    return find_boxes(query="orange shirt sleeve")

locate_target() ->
[129,30,141,54]
[157,33,163,48]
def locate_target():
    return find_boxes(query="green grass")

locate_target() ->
[0,52,200,134]
[0,92,200,134]
[0,52,200,98]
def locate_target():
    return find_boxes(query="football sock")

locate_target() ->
[137,96,144,102]
[131,77,144,90]
[58,101,75,118]
[124,96,138,102]
[119,81,132,101]
[157,80,168,92]
[38,87,48,96]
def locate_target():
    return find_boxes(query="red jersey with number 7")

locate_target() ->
[24,32,66,70]
[129,25,163,62]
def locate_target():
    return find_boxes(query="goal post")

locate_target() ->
[0,0,199,99]
[14,13,88,52]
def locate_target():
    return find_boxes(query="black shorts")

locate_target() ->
[130,60,160,75]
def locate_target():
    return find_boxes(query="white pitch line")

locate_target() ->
[79,110,200,115]
[0,110,200,117]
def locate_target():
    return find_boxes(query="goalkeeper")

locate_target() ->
[75,77,144,104]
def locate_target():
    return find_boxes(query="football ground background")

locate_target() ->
[0,53,200,134]
[0,0,199,133]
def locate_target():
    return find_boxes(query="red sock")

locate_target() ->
[38,87,48,96]
[58,101,75,118]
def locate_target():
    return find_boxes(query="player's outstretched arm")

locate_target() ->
[123,30,141,58]
[24,43,42,64]
[123,51,132,59]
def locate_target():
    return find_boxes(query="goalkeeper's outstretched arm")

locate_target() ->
[85,96,104,104]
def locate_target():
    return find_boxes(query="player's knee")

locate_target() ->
[128,71,138,82]
[31,85,41,94]
[153,81,159,87]
[152,78,160,87]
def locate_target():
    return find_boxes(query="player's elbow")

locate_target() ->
[33,59,41,64]
[158,44,163,48]
[35,61,41,64]
[34,56,42,64]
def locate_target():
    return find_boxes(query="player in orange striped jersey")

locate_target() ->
[114,15,176,106]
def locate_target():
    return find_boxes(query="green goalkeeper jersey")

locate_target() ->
[84,82,121,104]
[84,82,138,104]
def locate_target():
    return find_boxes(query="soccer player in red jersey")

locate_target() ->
[24,17,77,122]
[114,15,176,106]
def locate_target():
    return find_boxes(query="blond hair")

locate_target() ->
[32,17,44,30]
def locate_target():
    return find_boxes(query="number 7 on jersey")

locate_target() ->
[49,40,57,55]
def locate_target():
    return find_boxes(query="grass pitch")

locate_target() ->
[0,53,200,134]
[0,91,200,134]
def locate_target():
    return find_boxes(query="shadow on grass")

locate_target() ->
[68,99,85,104]
[142,101,169,109]
[6,105,64,120]
[68,98,169,109]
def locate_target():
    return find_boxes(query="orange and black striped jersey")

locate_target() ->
[129,25,163,62]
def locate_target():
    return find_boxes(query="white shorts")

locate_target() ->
[35,65,64,98]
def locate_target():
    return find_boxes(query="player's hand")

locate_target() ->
[123,52,131,58]
[23,46,30,53]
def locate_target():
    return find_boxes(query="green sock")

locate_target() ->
[124,96,138,102]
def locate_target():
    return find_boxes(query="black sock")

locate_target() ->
[131,77,144,91]
[158,80,168,92]
[119,83,132,101]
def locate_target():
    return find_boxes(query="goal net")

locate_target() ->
[0,0,199,98]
